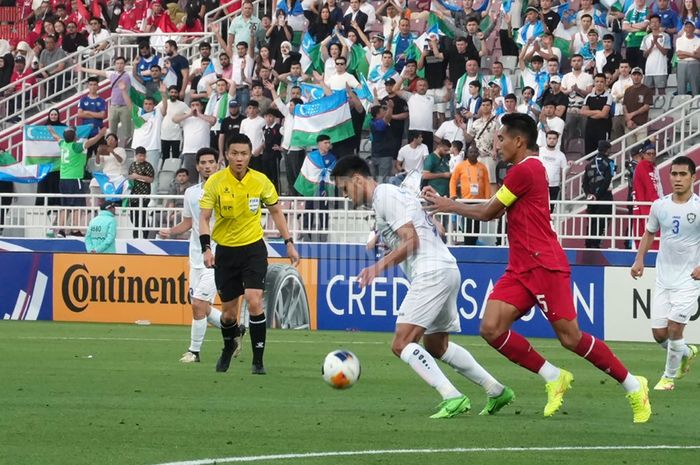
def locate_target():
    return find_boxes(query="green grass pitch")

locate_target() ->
[1,322,698,465]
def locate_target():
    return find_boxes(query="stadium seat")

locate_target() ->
[161,157,183,173]
[500,56,518,72]
[668,73,677,89]
[565,138,585,161]
[156,171,175,195]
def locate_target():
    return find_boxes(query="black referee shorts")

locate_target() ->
[214,239,268,302]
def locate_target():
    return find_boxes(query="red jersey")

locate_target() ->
[632,159,660,207]
[496,156,569,273]
[118,6,143,31]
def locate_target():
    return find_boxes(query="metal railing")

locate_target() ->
[562,95,700,202]
[0,193,658,250]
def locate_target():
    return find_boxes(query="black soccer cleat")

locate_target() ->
[216,348,234,372]
[251,363,267,375]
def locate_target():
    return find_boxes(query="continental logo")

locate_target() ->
[62,264,189,313]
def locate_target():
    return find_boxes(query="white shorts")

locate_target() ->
[426,87,447,114]
[189,267,217,303]
[396,267,462,334]
[651,286,700,328]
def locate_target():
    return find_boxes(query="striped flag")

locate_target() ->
[299,82,326,101]
[22,125,93,168]
[300,32,323,75]
[293,149,337,197]
[291,91,355,148]
[92,172,129,201]
[0,152,52,184]
[426,12,455,40]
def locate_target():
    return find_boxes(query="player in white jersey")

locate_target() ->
[631,156,700,391]
[159,148,228,363]
[331,156,514,418]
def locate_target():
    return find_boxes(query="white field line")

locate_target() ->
[150,445,700,465]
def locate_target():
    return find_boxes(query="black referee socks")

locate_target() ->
[249,313,267,365]
[221,319,239,352]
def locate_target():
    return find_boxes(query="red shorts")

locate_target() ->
[489,267,576,322]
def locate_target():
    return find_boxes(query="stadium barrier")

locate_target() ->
[1,241,698,343]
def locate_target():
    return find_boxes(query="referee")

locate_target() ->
[200,133,300,374]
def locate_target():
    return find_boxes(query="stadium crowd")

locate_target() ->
[0,0,698,245]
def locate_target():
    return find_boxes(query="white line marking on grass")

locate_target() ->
[151,445,700,465]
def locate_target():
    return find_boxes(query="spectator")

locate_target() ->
[86,16,112,69]
[533,33,562,64]
[537,99,565,152]
[342,0,368,36]
[539,131,569,208]
[623,0,650,70]
[6,56,36,118]
[488,61,514,97]
[254,46,276,79]
[462,18,488,65]
[240,100,266,170]
[607,6,626,55]
[465,99,498,194]
[368,100,395,182]
[204,78,236,149]
[228,0,261,50]
[449,141,465,173]
[538,75,568,120]
[580,29,603,74]
[85,202,117,254]
[379,78,409,155]
[540,0,560,34]
[165,168,193,229]
[395,78,437,152]
[133,62,164,100]
[274,40,301,75]
[560,54,593,152]
[654,0,679,39]
[46,125,106,237]
[450,143,490,245]
[128,146,155,239]
[518,53,547,100]
[418,35,449,128]
[456,58,485,106]
[583,140,615,248]
[191,41,220,75]
[324,0,345,26]
[89,133,126,207]
[395,131,429,177]
[367,51,398,100]
[295,134,337,242]
[632,143,663,251]
[173,99,216,181]
[35,109,64,211]
[422,139,452,197]
[267,9,293,61]
[516,7,545,49]
[116,0,143,33]
[135,43,160,84]
[308,6,334,43]
[641,15,671,96]
[581,73,613,155]
[392,18,416,73]
[158,85,190,161]
[679,0,700,35]
[596,34,623,79]
[516,86,541,122]
[261,108,284,192]
[62,21,88,53]
[249,81,273,114]
[164,40,190,100]
[623,67,653,144]
[78,56,133,144]
[38,35,67,102]
[434,110,467,146]
[77,76,107,153]
[219,99,245,161]
[611,61,633,141]
[675,20,700,96]
[120,81,167,172]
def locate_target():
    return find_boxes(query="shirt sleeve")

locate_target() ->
[261,175,279,206]
[423,153,436,172]
[496,163,530,207]
[376,188,412,231]
[200,178,216,210]
[646,200,660,233]
[182,190,193,219]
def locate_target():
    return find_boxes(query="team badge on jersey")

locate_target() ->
[249,198,260,213]
[688,213,696,224]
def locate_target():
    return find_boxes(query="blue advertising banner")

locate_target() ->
[0,252,53,321]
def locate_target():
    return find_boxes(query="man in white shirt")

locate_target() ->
[675,20,700,96]
[331,155,514,418]
[641,15,671,95]
[631,155,700,392]
[434,112,467,147]
[396,78,452,152]
[367,50,398,100]
[159,148,224,364]
[560,54,594,152]
[537,100,565,152]
[173,100,217,182]
[240,100,266,166]
[230,41,255,109]
[325,56,360,90]
[86,17,112,68]
[205,78,236,149]
[395,131,429,175]
[120,81,166,173]
[611,60,634,141]
[158,86,190,161]
[539,130,570,206]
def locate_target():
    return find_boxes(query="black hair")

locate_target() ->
[571,53,584,60]
[671,156,697,175]
[114,56,126,62]
[226,133,253,152]
[236,41,249,49]
[648,14,661,21]
[469,80,482,89]
[370,106,381,118]
[135,146,147,154]
[150,64,161,71]
[167,85,179,92]
[87,76,99,83]
[143,96,156,104]
[175,168,189,176]
[594,73,607,81]
[290,98,304,106]
[196,147,219,163]
[199,41,211,49]
[451,140,463,151]
[407,130,422,143]
[331,155,371,178]
[317,134,331,143]
[165,40,178,49]
[545,130,560,138]
[438,139,452,148]
[500,113,538,151]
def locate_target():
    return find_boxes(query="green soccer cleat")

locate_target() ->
[627,376,652,424]
[544,369,574,417]
[479,386,515,416]
[677,345,698,380]
[429,395,471,419]
[653,376,674,391]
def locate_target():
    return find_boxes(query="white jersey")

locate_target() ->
[183,182,216,269]
[647,194,700,290]
[372,184,457,281]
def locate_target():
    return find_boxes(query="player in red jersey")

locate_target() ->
[422,113,651,423]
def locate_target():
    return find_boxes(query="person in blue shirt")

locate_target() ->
[78,76,107,141]
[85,202,118,254]
[369,99,395,182]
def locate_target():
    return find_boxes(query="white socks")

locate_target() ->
[537,361,561,382]
[440,342,504,397]
[189,317,207,353]
[400,343,461,400]
[621,373,642,393]
[664,339,687,379]
[207,307,222,328]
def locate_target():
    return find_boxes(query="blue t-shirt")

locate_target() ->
[79,95,107,136]
[653,7,679,31]
[137,54,161,82]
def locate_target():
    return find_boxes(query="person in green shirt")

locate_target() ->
[85,201,118,254]
[422,139,453,197]
[47,125,105,237]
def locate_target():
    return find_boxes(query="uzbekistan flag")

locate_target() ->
[291,91,355,148]
[294,149,337,197]
[92,172,129,201]
[0,152,52,184]
[22,125,93,168]
[300,32,324,75]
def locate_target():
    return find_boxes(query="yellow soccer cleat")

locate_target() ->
[627,376,652,424]
[544,369,574,417]
[677,345,698,380]
[430,395,471,419]
[653,376,675,391]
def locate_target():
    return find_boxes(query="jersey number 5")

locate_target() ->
[536,294,549,313]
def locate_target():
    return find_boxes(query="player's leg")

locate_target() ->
[659,288,698,386]
[232,296,245,358]
[214,245,244,373]
[181,268,222,363]
[242,240,269,374]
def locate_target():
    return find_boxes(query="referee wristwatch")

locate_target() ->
[284,238,294,245]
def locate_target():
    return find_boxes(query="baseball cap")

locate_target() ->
[685,19,697,26]
[488,80,502,88]
[384,77,396,86]
[631,67,644,75]
[598,140,611,153]
[549,75,561,84]
[525,6,539,14]
[101,201,118,211]
[372,33,385,41]
[14,55,25,63]
[643,142,656,152]
[228,99,239,107]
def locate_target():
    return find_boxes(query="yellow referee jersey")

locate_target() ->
[200,168,279,247]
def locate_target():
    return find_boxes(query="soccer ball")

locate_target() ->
[322,350,361,389]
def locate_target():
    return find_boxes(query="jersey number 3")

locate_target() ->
[672,219,680,235]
